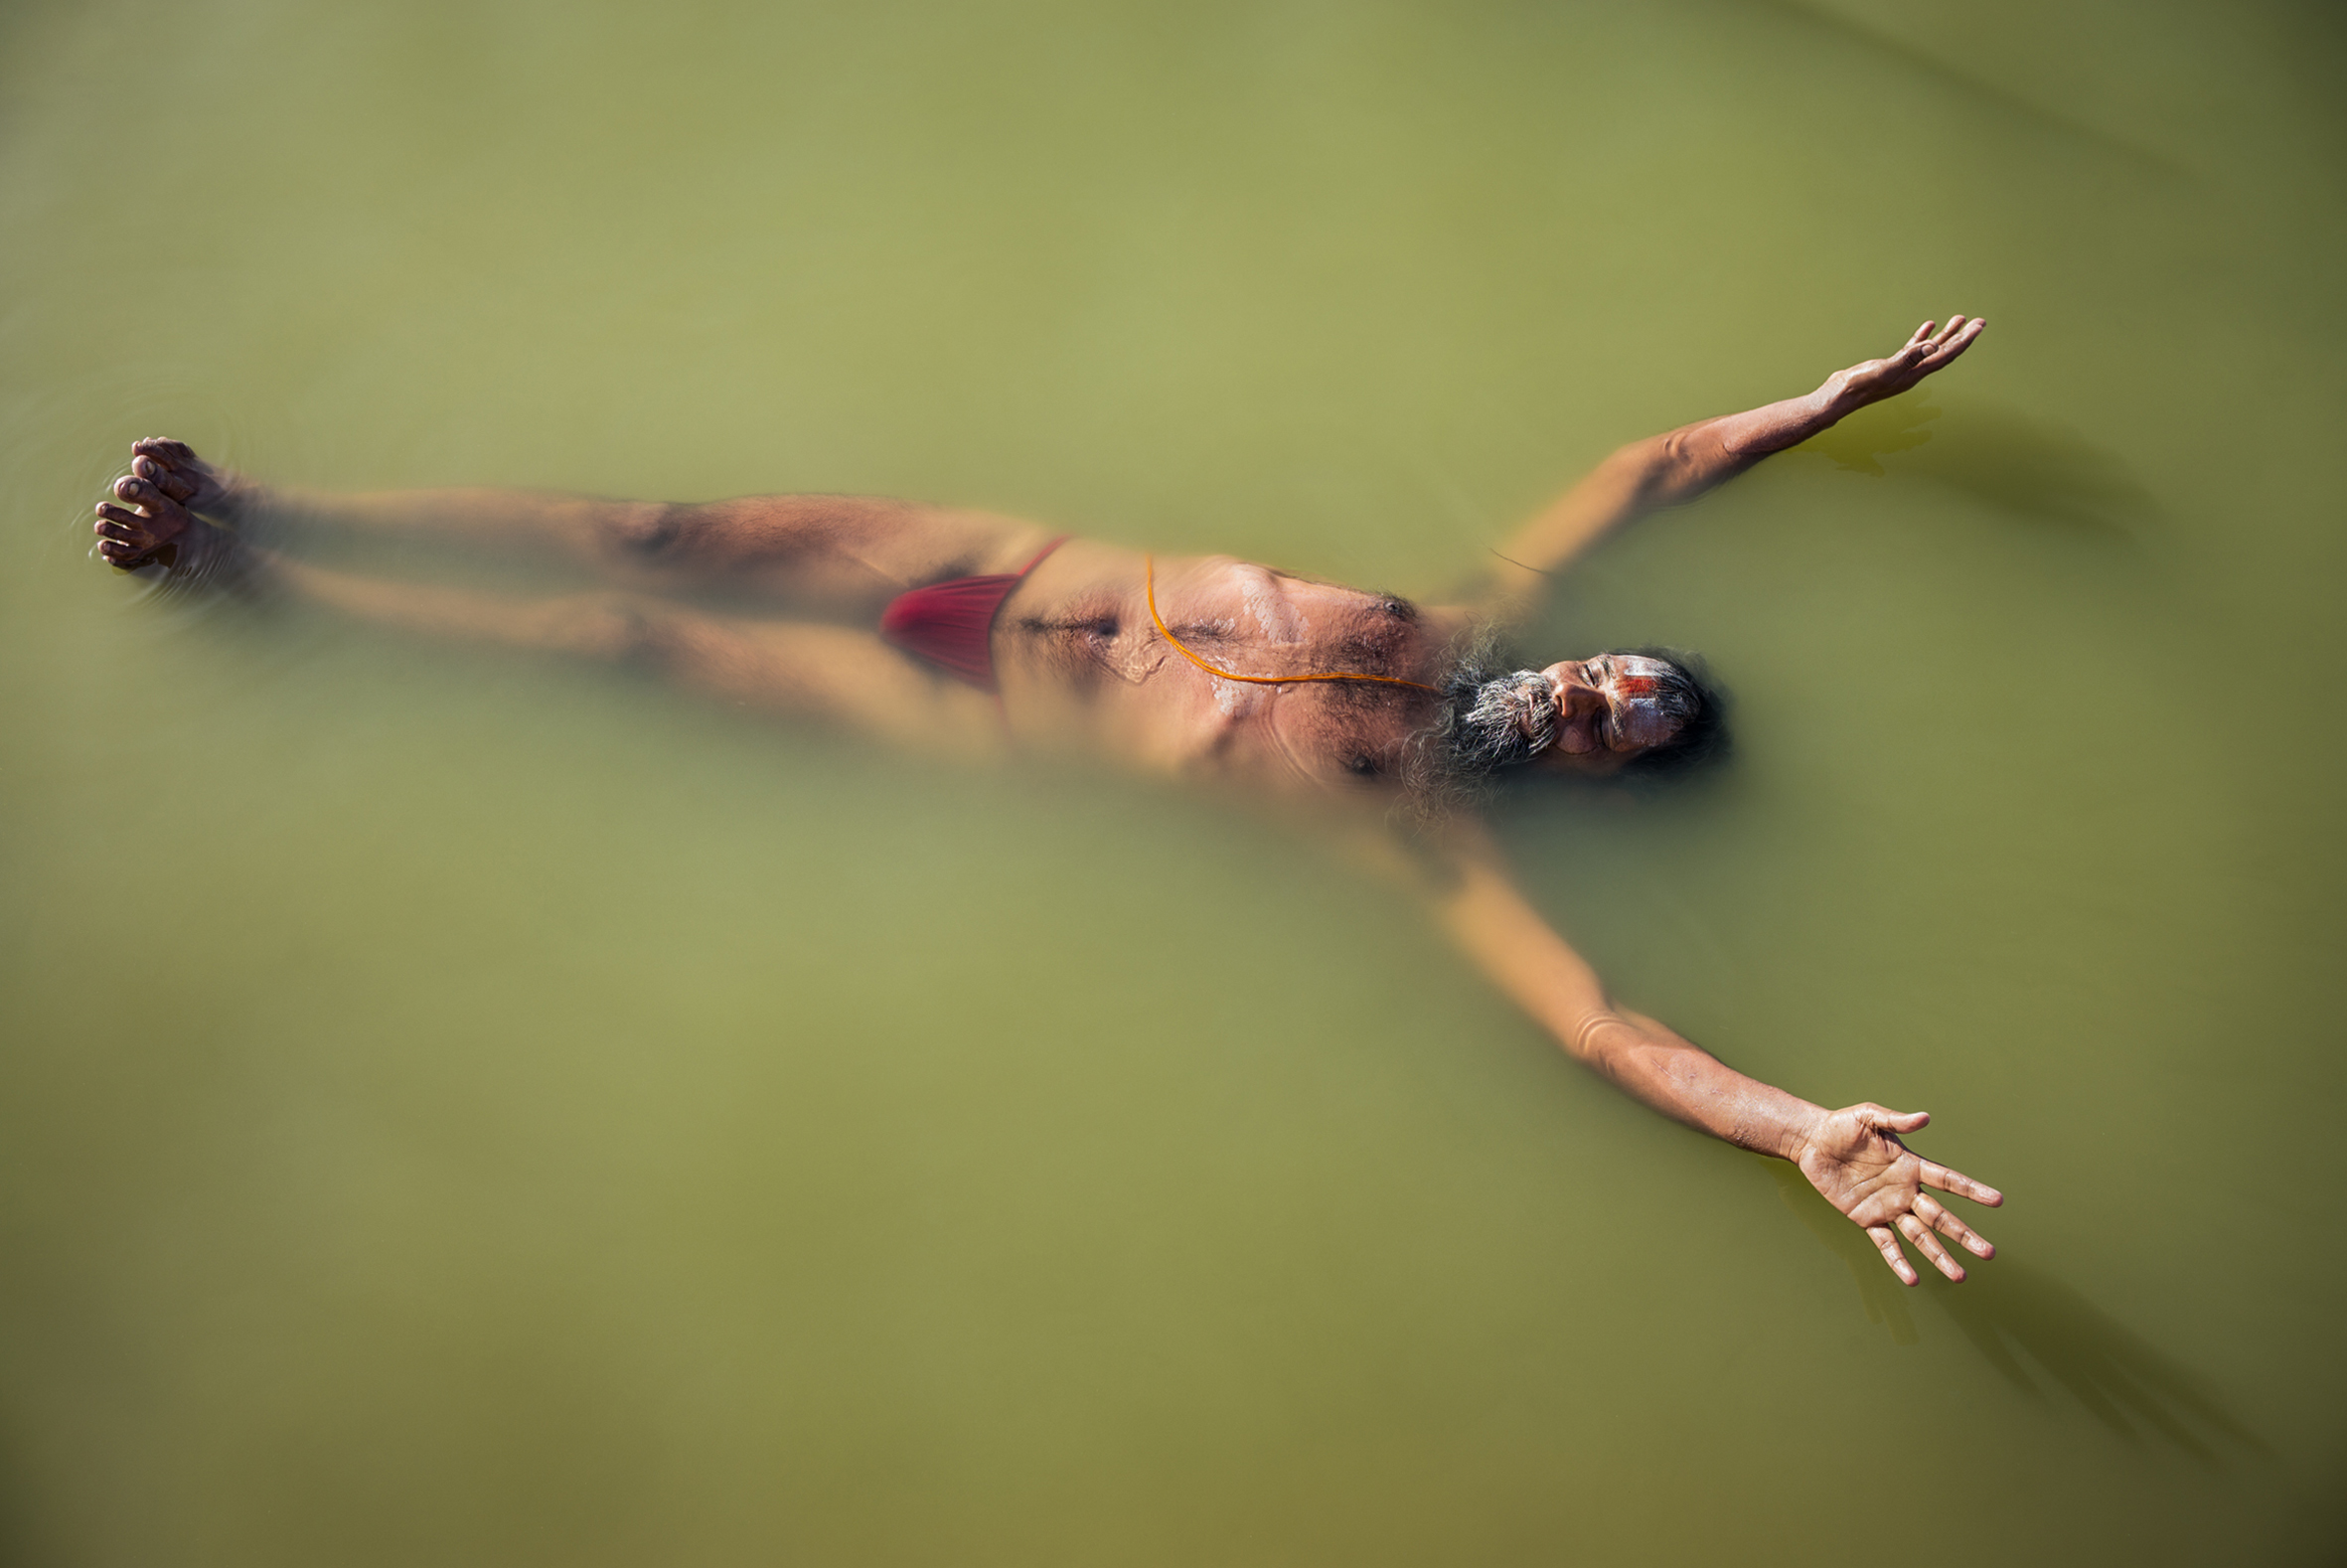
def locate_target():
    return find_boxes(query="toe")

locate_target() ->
[94,506,158,555]
[113,475,177,515]
[134,454,196,503]
[133,437,196,464]
[96,481,185,554]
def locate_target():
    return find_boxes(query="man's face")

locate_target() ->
[1531,654,1687,773]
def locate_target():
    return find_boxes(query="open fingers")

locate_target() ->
[1922,316,1983,369]
[1920,1159,2003,1207]
[1914,1192,1994,1260]
[1897,1212,1965,1282]
[1865,1224,1919,1286]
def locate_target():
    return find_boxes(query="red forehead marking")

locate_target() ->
[1615,675,1659,699]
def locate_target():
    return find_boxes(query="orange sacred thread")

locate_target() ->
[1144,555,1439,694]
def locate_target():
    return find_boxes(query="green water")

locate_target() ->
[4,0,2344,1561]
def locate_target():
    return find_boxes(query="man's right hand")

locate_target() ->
[1826,316,1986,410]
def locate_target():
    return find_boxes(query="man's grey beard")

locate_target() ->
[1462,670,1557,765]
[1400,629,1722,825]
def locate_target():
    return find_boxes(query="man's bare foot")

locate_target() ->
[93,460,242,582]
[126,437,249,519]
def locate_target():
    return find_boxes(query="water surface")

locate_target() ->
[3,1,2344,1562]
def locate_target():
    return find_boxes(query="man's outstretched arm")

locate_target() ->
[1482,316,1985,619]
[1420,819,2003,1285]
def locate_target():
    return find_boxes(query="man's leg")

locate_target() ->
[264,552,1008,759]
[124,438,1057,616]
[92,458,1006,761]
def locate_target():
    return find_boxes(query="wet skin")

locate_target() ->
[100,456,1677,790]
[1533,653,1690,773]
[94,317,2005,1288]
[996,553,1691,791]
[1000,552,1477,791]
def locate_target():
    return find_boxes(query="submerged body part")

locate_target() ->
[879,535,1070,691]
[95,316,1997,1285]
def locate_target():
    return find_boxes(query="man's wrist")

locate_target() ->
[1814,374,1868,420]
[1775,1100,1830,1164]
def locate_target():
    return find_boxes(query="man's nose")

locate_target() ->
[1558,677,1607,717]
